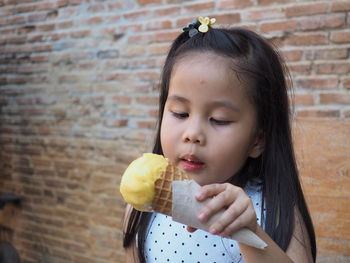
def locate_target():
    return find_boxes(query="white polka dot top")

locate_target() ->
[144,179,264,263]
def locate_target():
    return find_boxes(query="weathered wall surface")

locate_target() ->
[0,0,349,262]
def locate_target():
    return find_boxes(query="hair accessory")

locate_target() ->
[183,18,200,37]
[183,16,216,37]
[198,16,216,33]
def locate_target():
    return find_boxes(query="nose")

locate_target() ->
[182,119,206,146]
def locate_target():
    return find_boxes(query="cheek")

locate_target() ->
[160,115,176,155]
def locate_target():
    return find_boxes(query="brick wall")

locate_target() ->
[0,0,349,262]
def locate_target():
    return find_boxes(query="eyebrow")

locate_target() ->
[167,95,240,112]
[167,95,189,103]
[211,100,240,112]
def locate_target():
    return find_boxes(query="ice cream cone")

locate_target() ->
[152,163,189,216]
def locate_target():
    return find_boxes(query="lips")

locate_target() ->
[180,154,205,172]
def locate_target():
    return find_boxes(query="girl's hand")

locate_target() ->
[195,183,257,237]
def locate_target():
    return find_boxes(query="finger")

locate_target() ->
[208,194,249,234]
[220,204,257,236]
[195,183,228,201]
[197,185,241,222]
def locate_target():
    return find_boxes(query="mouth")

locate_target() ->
[179,154,205,172]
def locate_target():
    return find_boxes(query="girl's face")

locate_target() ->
[160,52,263,186]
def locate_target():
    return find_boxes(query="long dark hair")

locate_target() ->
[123,27,316,262]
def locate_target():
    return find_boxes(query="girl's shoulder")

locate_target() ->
[244,177,263,196]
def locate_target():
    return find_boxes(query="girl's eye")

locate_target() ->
[210,118,232,125]
[172,112,188,119]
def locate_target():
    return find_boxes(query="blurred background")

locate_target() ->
[0,0,349,262]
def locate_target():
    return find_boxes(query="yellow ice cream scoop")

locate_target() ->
[120,153,188,215]
[120,153,169,211]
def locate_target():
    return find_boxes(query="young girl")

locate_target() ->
[123,17,316,263]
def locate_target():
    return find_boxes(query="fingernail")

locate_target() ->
[198,212,205,220]
[195,192,203,199]
[209,228,217,235]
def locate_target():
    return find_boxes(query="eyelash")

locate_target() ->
[172,112,188,119]
[210,118,232,125]
[171,112,231,125]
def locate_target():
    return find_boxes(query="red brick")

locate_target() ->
[331,1,350,12]
[137,120,156,129]
[123,45,145,57]
[128,33,154,44]
[123,10,150,20]
[320,93,350,104]
[330,30,350,43]
[56,0,68,8]
[214,13,241,24]
[103,119,128,128]
[324,13,346,28]
[260,20,297,33]
[257,0,293,5]
[6,36,26,44]
[296,14,345,31]
[69,0,83,5]
[219,0,254,9]
[108,2,123,10]
[137,71,159,81]
[296,78,338,89]
[149,108,159,118]
[308,196,349,239]
[184,1,215,12]
[50,32,68,41]
[148,43,170,56]
[34,2,53,11]
[119,107,147,117]
[342,78,350,89]
[16,4,35,13]
[281,49,302,62]
[288,62,312,75]
[70,30,90,38]
[155,31,179,42]
[87,4,104,12]
[119,23,142,33]
[85,16,103,25]
[286,2,329,17]
[296,109,340,118]
[37,24,55,32]
[112,96,132,104]
[244,7,285,21]
[138,0,162,5]
[294,93,314,106]
[135,96,158,105]
[145,20,172,31]
[58,75,79,84]
[315,62,350,74]
[317,237,350,256]
[304,48,349,60]
[27,12,48,22]
[105,14,121,24]
[154,6,181,16]
[7,15,26,25]
[285,33,328,46]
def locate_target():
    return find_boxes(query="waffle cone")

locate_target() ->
[152,163,189,216]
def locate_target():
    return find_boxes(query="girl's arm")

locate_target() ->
[195,183,313,263]
[123,205,140,263]
[286,208,313,262]
[239,208,313,263]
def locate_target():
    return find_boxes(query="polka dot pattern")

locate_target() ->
[144,179,264,263]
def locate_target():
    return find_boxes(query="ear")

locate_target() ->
[249,130,265,158]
